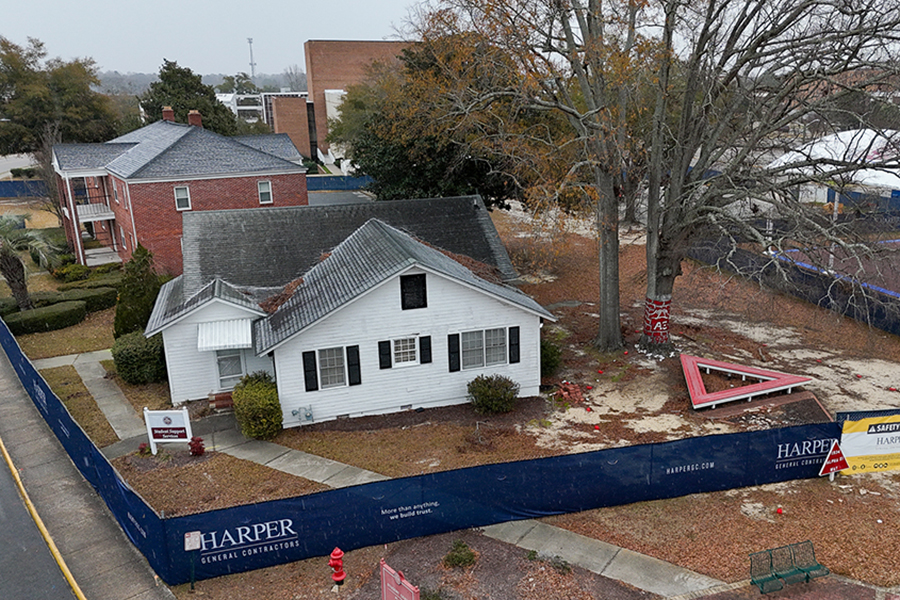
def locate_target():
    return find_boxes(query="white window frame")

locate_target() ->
[120,226,128,251]
[393,337,418,367]
[174,186,191,211]
[113,182,119,204]
[216,349,245,389]
[258,180,273,204]
[461,328,507,370]
[318,347,346,389]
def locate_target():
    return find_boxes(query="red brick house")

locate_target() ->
[52,107,308,275]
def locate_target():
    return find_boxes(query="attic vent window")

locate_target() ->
[400,274,427,310]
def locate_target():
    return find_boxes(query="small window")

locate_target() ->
[113,183,119,204]
[120,226,128,250]
[400,274,427,310]
[216,349,244,389]
[318,347,346,388]
[174,186,191,211]
[258,180,273,204]
[393,337,418,365]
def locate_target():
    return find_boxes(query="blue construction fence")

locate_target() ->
[1,317,845,585]
[0,180,47,199]
[688,240,900,337]
[306,174,373,191]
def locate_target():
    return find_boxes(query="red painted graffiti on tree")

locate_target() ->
[643,296,671,344]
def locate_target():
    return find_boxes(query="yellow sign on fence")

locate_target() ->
[840,416,900,474]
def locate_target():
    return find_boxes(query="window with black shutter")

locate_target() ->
[400,274,427,309]
[448,333,460,372]
[302,351,318,391]
[508,326,520,364]
[378,341,392,369]
[419,336,432,364]
[347,345,361,385]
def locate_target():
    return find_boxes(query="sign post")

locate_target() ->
[819,440,849,481]
[184,531,202,592]
[144,407,192,455]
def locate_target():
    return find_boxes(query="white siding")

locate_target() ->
[162,301,273,405]
[273,269,544,427]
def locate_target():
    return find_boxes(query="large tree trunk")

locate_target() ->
[639,241,681,354]
[1,254,33,311]
[595,170,623,352]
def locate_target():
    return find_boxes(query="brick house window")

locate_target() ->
[258,181,272,204]
[174,186,191,211]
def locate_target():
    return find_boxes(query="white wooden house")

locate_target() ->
[146,197,555,427]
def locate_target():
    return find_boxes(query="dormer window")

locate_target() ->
[400,274,427,310]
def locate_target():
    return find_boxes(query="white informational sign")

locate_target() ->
[184,531,202,552]
[144,407,192,455]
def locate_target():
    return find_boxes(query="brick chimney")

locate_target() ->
[187,110,203,128]
[162,106,175,122]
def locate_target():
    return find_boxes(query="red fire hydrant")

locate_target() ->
[328,547,346,587]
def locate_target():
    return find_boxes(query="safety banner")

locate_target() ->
[840,415,900,474]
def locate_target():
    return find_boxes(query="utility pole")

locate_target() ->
[247,37,257,82]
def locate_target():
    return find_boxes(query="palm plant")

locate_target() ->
[0,215,61,311]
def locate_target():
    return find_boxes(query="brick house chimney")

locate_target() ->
[187,110,203,128]
[162,106,175,122]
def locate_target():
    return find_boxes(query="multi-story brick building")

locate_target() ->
[272,40,410,161]
[52,107,308,275]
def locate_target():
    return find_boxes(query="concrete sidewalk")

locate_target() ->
[0,351,174,600]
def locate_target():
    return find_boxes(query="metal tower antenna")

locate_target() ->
[247,37,257,81]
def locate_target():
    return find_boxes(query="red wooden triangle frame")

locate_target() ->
[680,354,812,410]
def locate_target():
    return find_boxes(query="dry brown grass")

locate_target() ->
[0,201,59,229]
[100,359,172,412]
[39,365,118,447]
[275,421,556,478]
[111,452,331,517]
[16,307,115,359]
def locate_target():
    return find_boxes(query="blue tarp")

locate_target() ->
[0,180,46,199]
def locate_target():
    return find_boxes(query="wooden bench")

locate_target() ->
[749,541,828,593]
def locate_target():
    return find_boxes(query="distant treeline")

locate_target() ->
[97,71,306,95]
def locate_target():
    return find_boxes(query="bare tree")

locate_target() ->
[412,0,660,351]
[283,64,307,92]
[640,0,900,353]
[32,122,63,228]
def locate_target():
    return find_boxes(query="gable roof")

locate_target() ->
[106,120,305,179]
[181,195,517,296]
[54,120,305,180]
[234,133,303,163]
[145,275,274,337]
[254,219,553,353]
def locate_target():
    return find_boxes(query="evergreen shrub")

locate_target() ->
[233,371,283,440]
[5,301,87,335]
[111,330,167,384]
[467,374,520,414]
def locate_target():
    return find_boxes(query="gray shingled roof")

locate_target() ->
[53,143,136,171]
[181,196,516,296]
[234,134,302,163]
[145,276,276,337]
[105,120,304,179]
[254,219,552,353]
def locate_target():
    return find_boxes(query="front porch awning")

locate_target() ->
[197,319,254,351]
[76,203,115,223]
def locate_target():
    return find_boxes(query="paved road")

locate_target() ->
[0,448,75,600]
[0,154,36,179]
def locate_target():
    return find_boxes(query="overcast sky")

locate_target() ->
[2,0,419,75]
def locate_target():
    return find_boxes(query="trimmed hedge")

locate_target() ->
[233,371,283,440]
[467,374,520,414]
[0,297,18,317]
[30,287,117,313]
[4,301,87,335]
[111,331,167,385]
[58,273,124,291]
